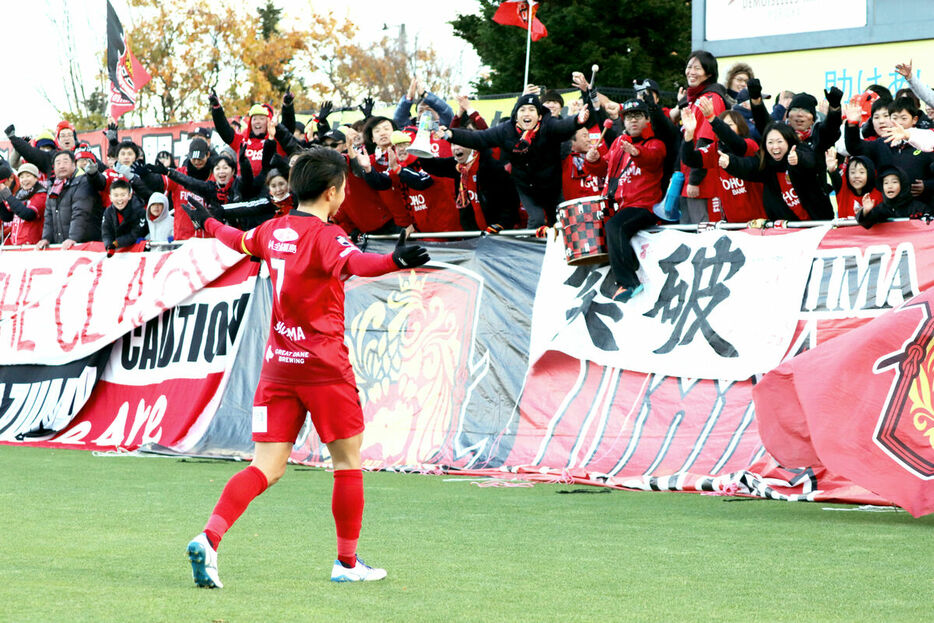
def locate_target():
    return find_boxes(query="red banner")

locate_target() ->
[17,259,258,451]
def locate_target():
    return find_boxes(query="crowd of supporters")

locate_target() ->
[3,51,934,292]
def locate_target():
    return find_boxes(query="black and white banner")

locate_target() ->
[0,346,112,441]
[530,226,829,381]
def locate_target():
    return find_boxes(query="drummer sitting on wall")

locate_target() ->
[584,99,666,303]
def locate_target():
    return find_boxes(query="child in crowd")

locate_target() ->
[101,178,147,252]
[145,192,173,243]
[857,165,930,227]
[825,149,882,219]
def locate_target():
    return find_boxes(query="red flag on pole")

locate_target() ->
[107,0,151,120]
[493,1,548,41]
[753,286,934,517]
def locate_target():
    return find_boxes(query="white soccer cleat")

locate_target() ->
[330,557,387,582]
[187,533,223,588]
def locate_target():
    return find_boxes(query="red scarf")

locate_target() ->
[513,121,540,155]
[686,82,710,104]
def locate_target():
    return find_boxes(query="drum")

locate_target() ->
[557,195,610,266]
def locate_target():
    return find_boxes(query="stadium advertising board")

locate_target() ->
[705,0,868,42]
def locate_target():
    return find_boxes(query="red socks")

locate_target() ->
[204,465,268,550]
[332,469,364,568]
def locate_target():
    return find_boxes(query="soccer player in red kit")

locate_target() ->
[184,147,430,588]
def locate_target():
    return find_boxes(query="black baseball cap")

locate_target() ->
[188,137,210,160]
[322,129,346,143]
[621,99,650,116]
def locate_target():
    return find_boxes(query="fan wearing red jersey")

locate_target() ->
[184,147,430,588]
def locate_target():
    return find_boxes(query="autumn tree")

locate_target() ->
[322,24,455,105]
[452,0,691,98]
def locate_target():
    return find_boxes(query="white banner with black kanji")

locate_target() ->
[530,226,829,381]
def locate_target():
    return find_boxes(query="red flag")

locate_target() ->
[493,1,548,41]
[107,0,151,120]
[753,287,934,517]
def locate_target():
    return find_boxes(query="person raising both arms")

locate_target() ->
[183,147,430,588]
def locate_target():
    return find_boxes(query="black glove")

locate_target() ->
[3,124,14,138]
[130,161,146,178]
[84,161,99,176]
[283,86,294,106]
[183,197,212,230]
[208,89,220,109]
[824,86,843,109]
[747,78,762,101]
[262,139,277,168]
[358,96,374,118]
[148,160,168,176]
[391,230,430,268]
[0,186,11,201]
[106,122,118,144]
[238,142,248,162]
[318,100,333,121]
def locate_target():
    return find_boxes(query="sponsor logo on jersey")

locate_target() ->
[274,321,307,341]
[273,227,299,242]
[268,240,297,253]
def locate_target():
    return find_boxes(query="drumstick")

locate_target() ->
[592,118,613,149]
[590,64,599,90]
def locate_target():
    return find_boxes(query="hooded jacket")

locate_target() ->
[857,165,931,228]
[829,155,883,218]
[145,192,173,242]
[845,121,934,204]
[446,94,585,205]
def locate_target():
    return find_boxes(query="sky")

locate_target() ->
[5,0,484,134]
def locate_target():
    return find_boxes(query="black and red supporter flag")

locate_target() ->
[493,1,548,41]
[106,0,151,120]
[753,286,934,517]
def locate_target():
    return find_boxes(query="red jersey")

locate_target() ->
[698,138,766,222]
[332,158,396,234]
[239,212,361,385]
[6,190,46,245]
[585,130,666,209]
[162,168,212,241]
[836,184,883,218]
[228,132,285,177]
[776,171,810,220]
[388,165,460,233]
[680,94,726,199]
[562,152,604,200]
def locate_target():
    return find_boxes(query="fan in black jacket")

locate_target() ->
[440,93,588,229]
[101,178,148,251]
[165,145,263,230]
[857,165,932,228]
[722,122,834,221]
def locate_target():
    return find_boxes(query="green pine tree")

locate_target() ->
[452,0,692,103]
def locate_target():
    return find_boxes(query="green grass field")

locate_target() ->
[0,445,931,623]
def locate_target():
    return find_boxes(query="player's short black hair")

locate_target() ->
[289,146,347,202]
[110,178,132,192]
